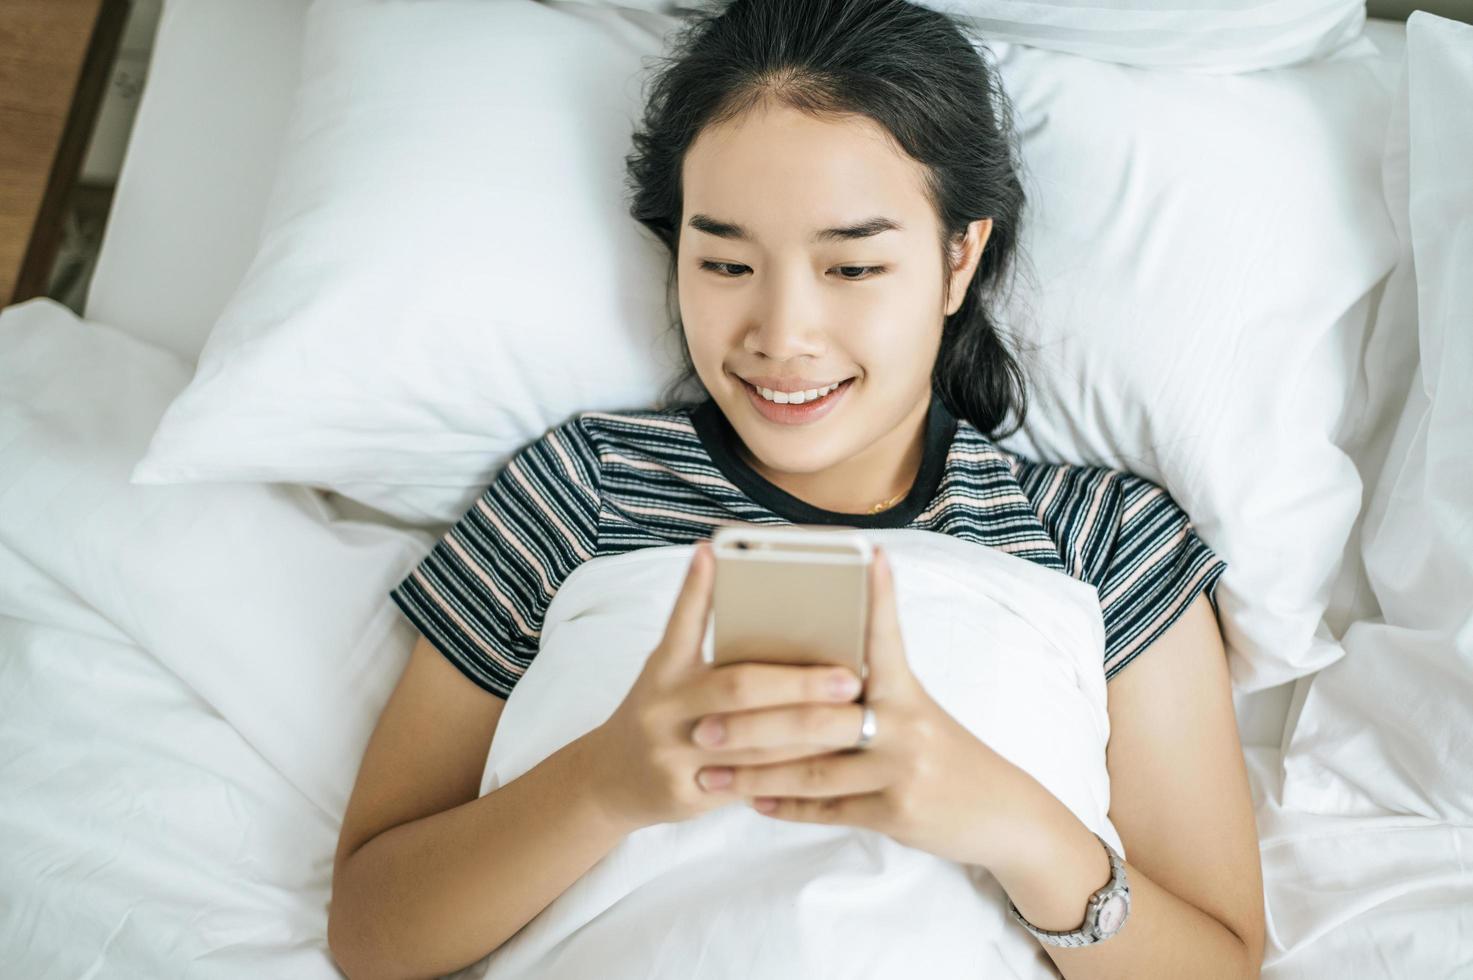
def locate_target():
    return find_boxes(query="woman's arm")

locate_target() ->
[330,728,630,980]
[985,592,1266,978]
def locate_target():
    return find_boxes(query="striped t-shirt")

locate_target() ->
[389,390,1227,701]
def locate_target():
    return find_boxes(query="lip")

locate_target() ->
[740,376,855,426]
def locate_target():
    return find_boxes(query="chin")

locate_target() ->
[734,418,852,474]
[752,442,834,473]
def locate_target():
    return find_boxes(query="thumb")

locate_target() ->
[864,546,909,690]
[656,539,716,672]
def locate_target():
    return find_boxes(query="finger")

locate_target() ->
[726,745,885,800]
[694,740,852,769]
[657,540,716,668]
[691,701,867,755]
[751,790,889,829]
[866,547,904,664]
[688,659,863,718]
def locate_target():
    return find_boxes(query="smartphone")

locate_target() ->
[707,524,873,685]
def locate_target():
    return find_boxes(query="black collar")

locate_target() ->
[690,388,957,528]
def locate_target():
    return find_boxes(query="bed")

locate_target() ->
[2,1,1470,976]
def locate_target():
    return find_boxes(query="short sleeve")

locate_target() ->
[1085,472,1227,681]
[1014,458,1227,682]
[388,419,602,700]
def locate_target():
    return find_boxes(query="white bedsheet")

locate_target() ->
[2,298,1469,976]
[0,543,340,978]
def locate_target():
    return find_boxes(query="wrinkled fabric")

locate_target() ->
[461,532,1116,979]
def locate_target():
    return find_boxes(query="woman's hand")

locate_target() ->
[586,540,868,832]
[703,545,1022,870]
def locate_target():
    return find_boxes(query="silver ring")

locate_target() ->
[854,704,877,750]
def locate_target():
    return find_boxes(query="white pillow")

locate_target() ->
[133,0,1398,691]
[568,0,1367,73]
[0,298,434,820]
[919,1,1366,72]
[1281,12,1473,823]
[85,0,309,363]
[985,35,1400,696]
[136,0,678,494]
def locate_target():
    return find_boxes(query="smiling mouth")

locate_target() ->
[739,376,856,425]
[743,379,850,404]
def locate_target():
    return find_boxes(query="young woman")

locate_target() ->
[328,1,1266,977]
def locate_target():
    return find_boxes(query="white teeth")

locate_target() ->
[755,380,843,404]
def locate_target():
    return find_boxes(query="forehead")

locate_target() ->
[682,101,933,238]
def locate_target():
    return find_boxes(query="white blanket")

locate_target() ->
[457,532,1122,979]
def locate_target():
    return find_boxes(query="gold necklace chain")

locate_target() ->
[868,488,908,514]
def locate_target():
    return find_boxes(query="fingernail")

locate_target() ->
[829,673,861,699]
[695,718,725,746]
[699,767,732,790]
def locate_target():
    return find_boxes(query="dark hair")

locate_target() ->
[624,0,1033,440]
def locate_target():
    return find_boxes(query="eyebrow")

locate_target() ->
[686,213,902,244]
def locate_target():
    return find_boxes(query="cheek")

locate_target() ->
[679,315,732,378]
[680,291,744,352]
[845,297,920,348]
[676,278,713,342]
[848,310,944,379]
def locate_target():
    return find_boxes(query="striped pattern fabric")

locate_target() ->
[389,395,1226,700]
[1008,456,1227,681]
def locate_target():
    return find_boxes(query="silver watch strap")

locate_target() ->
[1007,832,1129,948]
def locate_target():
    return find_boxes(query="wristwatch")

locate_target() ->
[1007,832,1131,948]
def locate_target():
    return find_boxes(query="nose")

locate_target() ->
[743,265,828,361]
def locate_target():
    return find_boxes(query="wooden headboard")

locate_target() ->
[0,0,129,308]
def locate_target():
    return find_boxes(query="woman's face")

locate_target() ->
[678,100,989,498]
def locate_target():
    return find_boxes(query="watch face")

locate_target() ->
[1096,894,1128,935]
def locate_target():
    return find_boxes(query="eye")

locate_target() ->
[833,265,885,281]
[699,260,750,277]
[697,261,886,281]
